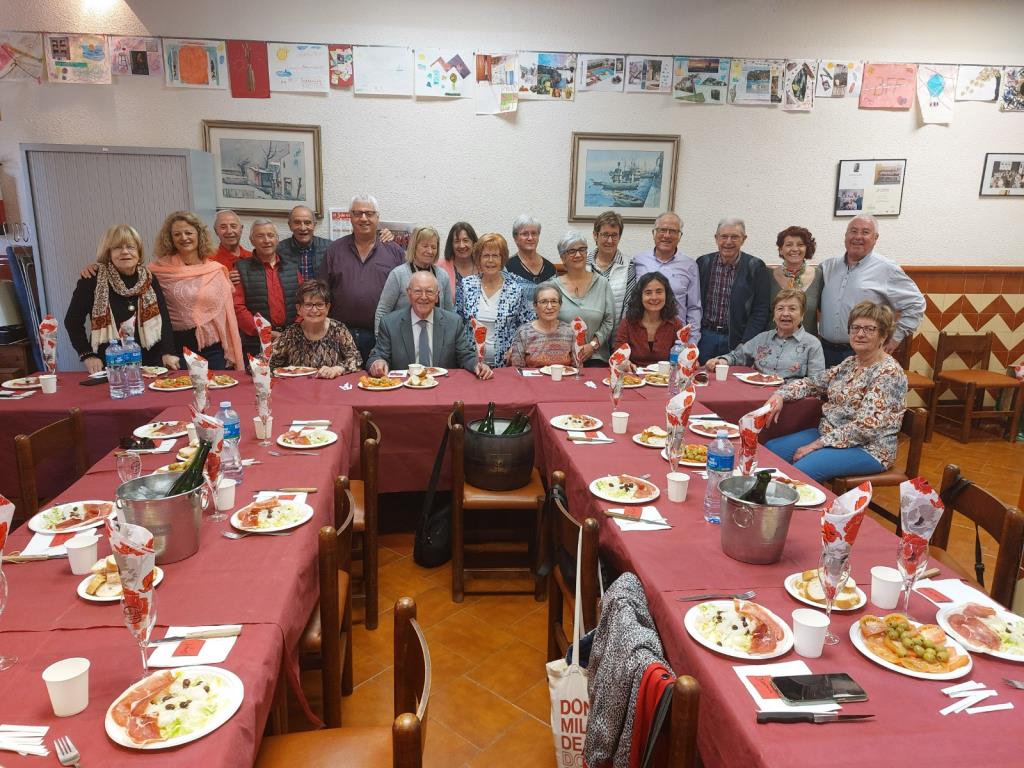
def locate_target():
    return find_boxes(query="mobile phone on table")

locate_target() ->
[769,673,867,705]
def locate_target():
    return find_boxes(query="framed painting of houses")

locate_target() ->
[202,120,323,217]
[569,132,680,223]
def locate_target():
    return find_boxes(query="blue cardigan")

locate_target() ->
[455,271,536,367]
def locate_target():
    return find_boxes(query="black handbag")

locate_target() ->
[413,417,456,568]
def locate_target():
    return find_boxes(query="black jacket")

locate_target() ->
[696,250,771,348]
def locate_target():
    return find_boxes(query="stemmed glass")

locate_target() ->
[665,428,684,474]
[116,451,143,484]
[610,378,624,412]
[817,549,851,645]
[0,567,17,670]
[573,347,584,381]
[896,535,929,619]
[121,587,156,679]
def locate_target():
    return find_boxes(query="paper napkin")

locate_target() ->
[0,724,49,756]
[20,531,78,557]
[609,506,670,531]
[567,430,613,444]
[131,439,176,454]
[734,660,840,714]
[520,369,542,377]
[913,578,1002,609]
[255,491,309,506]
[147,625,242,667]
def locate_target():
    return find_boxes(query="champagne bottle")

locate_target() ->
[479,402,496,434]
[502,410,525,435]
[740,470,774,505]
[165,439,212,496]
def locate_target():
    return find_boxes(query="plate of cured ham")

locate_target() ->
[550,414,603,431]
[231,497,314,533]
[274,366,317,377]
[105,666,244,749]
[688,420,740,439]
[936,602,1024,662]
[733,372,784,387]
[133,421,190,439]
[852,613,972,680]
[276,428,337,449]
[684,599,793,660]
[2,376,42,389]
[28,500,114,534]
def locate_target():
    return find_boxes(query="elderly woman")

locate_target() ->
[455,233,535,368]
[507,283,574,368]
[374,226,454,332]
[613,272,682,367]
[146,211,244,370]
[552,231,615,366]
[65,224,178,374]
[505,214,556,286]
[440,221,478,288]
[587,210,635,327]
[705,289,825,379]
[762,301,907,483]
[770,226,823,337]
[269,280,362,378]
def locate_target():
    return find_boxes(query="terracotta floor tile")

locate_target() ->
[425,606,518,659]
[513,679,553,725]
[431,676,531,749]
[379,531,415,556]
[424,641,476,694]
[466,714,556,768]
[352,609,396,666]
[512,604,551,654]
[423,719,481,768]
[343,667,397,727]
[468,638,547,702]
[458,593,545,627]
[408,584,477,629]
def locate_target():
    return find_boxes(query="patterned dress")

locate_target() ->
[268,319,362,372]
[507,321,574,367]
[456,271,536,367]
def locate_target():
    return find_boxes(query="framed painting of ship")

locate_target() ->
[569,132,680,222]
[202,120,323,218]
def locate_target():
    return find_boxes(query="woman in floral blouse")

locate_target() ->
[269,280,362,378]
[762,300,907,482]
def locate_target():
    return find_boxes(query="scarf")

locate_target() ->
[781,262,807,288]
[90,264,162,351]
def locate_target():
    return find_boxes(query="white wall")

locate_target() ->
[1,0,1022,268]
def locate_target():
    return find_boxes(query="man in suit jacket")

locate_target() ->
[367,272,493,379]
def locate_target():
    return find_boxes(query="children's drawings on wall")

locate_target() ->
[328,45,353,89]
[917,64,956,124]
[859,63,916,110]
[353,45,413,96]
[268,43,329,93]
[226,40,269,98]
[0,32,44,82]
[729,58,783,105]
[954,65,999,101]
[998,67,1024,112]
[475,52,518,114]
[415,48,473,97]
[577,53,625,93]
[625,56,672,93]
[110,37,162,77]
[815,60,862,98]
[44,33,111,84]
[164,38,228,89]
[518,51,576,100]
[672,57,729,104]
[782,59,816,111]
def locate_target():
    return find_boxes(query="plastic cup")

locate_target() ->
[185,423,198,444]
[408,363,425,377]
[214,478,237,512]
[38,374,57,394]
[42,657,90,717]
[667,472,689,502]
[870,565,903,609]
[550,364,564,382]
[791,609,830,658]
[658,361,671,377]
[65,534,99,575]
[715,364,729,382]
[611,411,629,434]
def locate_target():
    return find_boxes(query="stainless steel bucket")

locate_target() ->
[719,475,800,565]
[115,473,207,564]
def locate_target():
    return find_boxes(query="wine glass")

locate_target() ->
[257,395,272,447]
[121,586,156,679]
[666,428,684,474]
[573,347,584,381]
[0,567,17,671]
[896,535,929,618]
[116,451,143,484]
[817,549,851,645]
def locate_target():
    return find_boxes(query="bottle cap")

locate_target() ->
[716,429,728,438]
[220,401,231,408]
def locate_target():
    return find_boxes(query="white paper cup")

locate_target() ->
[65,534,99,575]
[611,411,629,434]
[214,478,237,512]
[657,361,671,376]
[791,609,830,658]
[715,364,729,382]
[185,423,198,444]
[42,657,90,717]
[550,364,564,382]
[408,363,425,377]
[870,565,903,609]
[667,472,689,502]
[39,374,57,394]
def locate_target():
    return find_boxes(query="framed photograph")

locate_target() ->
[202,120,323,217]
[834,159,906,217]
[569,132,680,223]
[979,153,1024,196]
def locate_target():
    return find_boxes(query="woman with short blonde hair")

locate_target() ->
[373,225,454,332]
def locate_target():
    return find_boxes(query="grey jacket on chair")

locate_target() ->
[366,306,477,372]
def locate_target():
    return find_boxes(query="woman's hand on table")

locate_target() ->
[792,439,823,462]
[162,354,181,371]
[705,357,724,371]
[84,355,104,374]
[765,393,784,425]
[315,366,344,379]
[475,362,494,380]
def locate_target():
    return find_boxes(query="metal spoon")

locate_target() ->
[675,590,756,602]
[266,450,321,457]
[222,530,293,539]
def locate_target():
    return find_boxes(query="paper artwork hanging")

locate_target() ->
[268,43,329,93]
[859,63,916,110]
[44,33,111,84]
[625,56,672,93]
[329,209,352,239]
[728,58,782,104]
[328,44,353,89]
[226,40,269,98]
[835,159,906,216]
[954,65,999,102]
[164,38,228,89]
[815,60,862,98]
[577,53,625,92]
[353,45,412,96]
[0,32,44,82]
[781,59,816,111]
[475,52,518,114]
[916,64,955,124]
[999,67,1024,112]
[518,51,576,100]
[110,37,162,77]
[672,57,729,104]
[415,48,473,97]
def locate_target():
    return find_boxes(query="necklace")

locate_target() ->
[781,262,806,288]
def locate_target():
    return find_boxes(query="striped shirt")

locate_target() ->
[703,254,737,328]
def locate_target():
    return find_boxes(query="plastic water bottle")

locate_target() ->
[667,340,684,397]
[122,333,144,397]
[215,401,244,482]
[703,430,735,524]
[105,340,127,400]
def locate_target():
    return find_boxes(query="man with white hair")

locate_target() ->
[278,205,331,281]
[210,210,251,284]
[632,211,702,344]
[233,219,301,358]
[318,194,404,361]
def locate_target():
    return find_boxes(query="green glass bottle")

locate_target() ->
[165,440,212,496]
[740,470,774,504]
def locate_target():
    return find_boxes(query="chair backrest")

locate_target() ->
[393,596,431,768]
[901,407,927,480]
[932,464,1024,609]
[549,470,600,634]
[14,407,88,520]
[319,477,355,728]
[933,332,994,377]
[891,336,912,369]
[667,675,700,768]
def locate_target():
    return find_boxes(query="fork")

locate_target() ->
[676,590,756,602]
[1004,678,1024,690]
[266,450,321,457]
[223,530,293,539]
[54,735,80,767]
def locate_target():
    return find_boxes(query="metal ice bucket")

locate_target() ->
[719,475,799,565]
[115,473,207,564]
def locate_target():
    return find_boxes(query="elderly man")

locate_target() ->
[505,214,556,288]
[695,217,770,362]
[367,271,492,379]
[819,215,925,366]
[278,205,331,282]
[319,194,404,362]
[209,210,251,284]
[631,212,702,344]
[233,219,301,357]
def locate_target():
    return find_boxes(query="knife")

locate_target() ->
[150,626,243,645]
[2,552,68,563]
[757,712,874,724]
[603,510,672,528]
[255,487,318,493]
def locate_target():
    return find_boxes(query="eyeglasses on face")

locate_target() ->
[409,288,438,297]
[350,210,378,218]
[653,227,680,236]
[301,302,327,311]
[563,246,588,256]
[535,299,561,306]
[848,324,879,335]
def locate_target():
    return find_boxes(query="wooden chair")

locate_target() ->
[13,407,88,523]
[449,401,546,603]
[892,337,935,426]
[667,675,701,768]
[256,596,431,768]
[927,332,1022,443]
[930,464,1024,609]
[546,470,600,662]
[350,410,380,630]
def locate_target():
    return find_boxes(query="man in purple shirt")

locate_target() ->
[318,194,405,362]
[631,212,702,345]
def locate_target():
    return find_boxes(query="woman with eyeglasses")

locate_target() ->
[373,226,454,333]
[762,301,907,483]
[507,283,574,368]
[587,211,635,330]
[613,271,683,368]
[552,231,615,365]
[269,279,362,378]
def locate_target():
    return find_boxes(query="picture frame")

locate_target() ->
[202,120,323,217]
[834,159,906,217]
[569,132,680,223]
[979,153,1024,197]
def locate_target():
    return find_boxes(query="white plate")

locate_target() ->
[540,365,577,376]
[659,447,707,467]
[589,474,660,504]
[403,377,439,389]
[769,472,827,507]
[208,377,239,389]
[550,414,603,432]
[733,372,784,387]
[357,379,404,391]
[273,366,317,377]
[77,567,165,603]
[424,366,448,377]
[2,376,43,389]
[936,604,1024,663]
[230,499,315,533]
[683,600,794,660]
[849,618,973,680]
[644,363,667,373]
[28,500,115,534]
[783,572,866,612]
[140,366,168,378]
[632,431,668,449]
[688,420,740,439]
[642,374,669,387]
[602,377,646,388]
[276,429,338,449]
[133,421,189,440]
[104,666,244,750]
[148,378,192,392]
